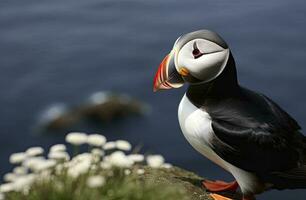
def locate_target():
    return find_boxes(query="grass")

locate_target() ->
[2,132,239,200]
[5,166,193,200]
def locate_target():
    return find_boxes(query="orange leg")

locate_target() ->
[209,193,256,200]
[202,179,239,192]
[210,193,234,200]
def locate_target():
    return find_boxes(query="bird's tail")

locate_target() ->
[270,166,306,190]
[268,133,306,190]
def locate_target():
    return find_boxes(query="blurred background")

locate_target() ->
[0,0,306,199]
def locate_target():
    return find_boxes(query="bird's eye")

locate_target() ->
[192,42,204,59]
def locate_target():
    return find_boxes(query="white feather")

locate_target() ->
[178,94,265,194]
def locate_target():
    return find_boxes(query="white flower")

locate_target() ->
[108,151,133,168]
[137,169,145,175]
[13,174,36,192]
[0,193,4,200]
[55,164,66,175]
[9,152,27,164]
[103,141,116,150]
[13,166,28,175]
[86,175,105,188]
[90,165,98,171]
[50,144,66,152]
[65,132,88,145]
[37,171,51,181]
[162,163,173,169]
[0,183,15,193]
[91,148,104,157]
[128,154,144,163]
[146,155,165,168]
[100,161,111,169]
[115,140,132,151]
[72,153,92,163]
[87,134,106,147]
[91,149,104,162]
[67,159,91,178]
[48,151,70,161]
[26,147,44,157]
[33,159,56,172]
[124,169,131,175]
[22,157,46,170]
[67,168,79,178]
[4,173,17,182]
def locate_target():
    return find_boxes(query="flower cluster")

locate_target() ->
[0,132,172,199]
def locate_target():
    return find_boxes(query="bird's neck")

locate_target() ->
[186,53,240,107]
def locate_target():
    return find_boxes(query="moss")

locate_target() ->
[142,166,213,200]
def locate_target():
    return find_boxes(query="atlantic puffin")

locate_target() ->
[153,29,306,200]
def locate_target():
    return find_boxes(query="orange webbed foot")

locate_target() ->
[202,179,239,192]
[210,193,234,200]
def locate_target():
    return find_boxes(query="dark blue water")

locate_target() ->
[1,0,306,199]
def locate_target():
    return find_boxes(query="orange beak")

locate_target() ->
[153,51,184,92]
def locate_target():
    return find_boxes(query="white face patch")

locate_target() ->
[176,39,230,82]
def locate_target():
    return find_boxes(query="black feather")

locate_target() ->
[186,53,306,189]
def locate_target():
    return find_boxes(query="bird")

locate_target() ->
[153,29,306,200]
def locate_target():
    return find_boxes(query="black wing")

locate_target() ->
[206,87,304,176]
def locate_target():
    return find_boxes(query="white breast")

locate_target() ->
[178,94,264,194]
[178,94,230,171]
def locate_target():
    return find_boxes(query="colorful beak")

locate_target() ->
[153,51,184,92]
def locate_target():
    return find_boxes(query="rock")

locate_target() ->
[37,103,81,130]
[142,166,241,200]
[82,91,150,122]
[36,92,150,131]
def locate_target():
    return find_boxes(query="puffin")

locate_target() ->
[153,29,306,200]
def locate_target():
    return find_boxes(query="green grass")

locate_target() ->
[5,167,191,200]
[1,132,221,200]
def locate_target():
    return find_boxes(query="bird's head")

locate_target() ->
[153,29,230,92]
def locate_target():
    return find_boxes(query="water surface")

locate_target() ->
[0,0,306,199]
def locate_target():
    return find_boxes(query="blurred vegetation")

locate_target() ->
[5,166,216,200]
[2,133,239,200]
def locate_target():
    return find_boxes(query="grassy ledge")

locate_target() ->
[5,166,214,200]
[0,132,239,200]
